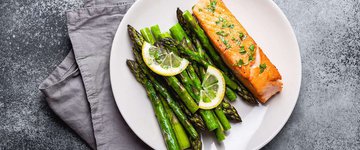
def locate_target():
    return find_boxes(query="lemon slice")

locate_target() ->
[142,42,189,76]
[199,66,226,109]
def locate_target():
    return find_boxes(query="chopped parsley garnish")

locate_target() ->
[215,16,234,29]
[220,36,231,49]
[207,0,217,13]
[215,17,224,24]
[249,44,255,51]
[239,32,244,39]
[259,63,267,73]
[240,45,245,50]
[231,37,241,45]
[248,55,254,62]
[239,46,246,54]
[222,22,233,28]
[219,16,224,22]
[216,31,229,37]
[249,49,255,55]
[228,24,234,29]
[236,59,245,66]
[231,37,236,41]
[198,8,203,12]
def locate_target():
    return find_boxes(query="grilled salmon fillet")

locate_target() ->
[193,0,282,103]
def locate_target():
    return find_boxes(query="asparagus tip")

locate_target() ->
[177,8,183,15]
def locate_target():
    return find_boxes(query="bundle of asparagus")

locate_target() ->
[126,8,256,150]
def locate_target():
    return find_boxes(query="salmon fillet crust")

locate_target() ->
[193,0,282,103]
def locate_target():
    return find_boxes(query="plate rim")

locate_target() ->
[110,0,302,149]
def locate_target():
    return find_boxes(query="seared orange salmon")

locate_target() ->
[193,0,282,103]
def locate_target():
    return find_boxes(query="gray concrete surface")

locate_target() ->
[0,0,359,149]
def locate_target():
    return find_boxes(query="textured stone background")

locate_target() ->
[0,0,359,149]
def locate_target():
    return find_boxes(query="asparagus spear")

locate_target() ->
[164,23,237,99]
[144,27,203,149]
[141,26,219,131]
[176,98,205,131]
[153,40,198,102]
[176,69,199,101]
[191,136,202,150]
[186,64,202,90]
[214,106,231,131]
[129,24,205,149]
[132,48,201,139]
[176,8,209,61]
[176,39,241,122]
[164,29,233,131]
[160,94,191,149]
[127,61,180,150]
[222,100,242,122]
[140,27,156,45]
[168,24,238,102]
[132,49,202,148]
[169,23,194,51]
[213,112,226,142]
[199,66,206,82]
[158,42,219,131]
[165,76,199,114]
[150,25,162,40]
[225,87,237,102]
[161,32,172,39]
[181,10,258,105]
[129,25,199,113]
[128,25,144,49]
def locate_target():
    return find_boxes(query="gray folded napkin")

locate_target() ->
[39,0,149,149]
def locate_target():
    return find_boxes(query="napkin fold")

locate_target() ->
[39,1,149,149]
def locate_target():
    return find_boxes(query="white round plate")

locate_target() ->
[110,0,301,149]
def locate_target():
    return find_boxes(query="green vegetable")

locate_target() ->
[222,100,242,122]
[160,95,191,149]
[176,98,206,131]
[248,55,254,62]
[140,26,200,113]
[220,36,231,49]
[127,61,180,150]
[130,53,204,149]
[239,32,244,39]
[239,46,246,54]
[215,17,224,25]
[216,31,229,37]
[228,24,234,29]
[249,44,255,51]
[213,112,226,141]
[236,59,244,67]
[169,25,219,131]
[207,0,217,13]
[161,32,172,39]
[225,87,237,102]
[128,25,144,48]
[214,106,231,131]
[140,27,155,45]
[131,50,200,140]
[191,137,202,150]
[151,25,162,40]
[259,63,267,73]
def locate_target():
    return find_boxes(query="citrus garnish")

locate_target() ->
[199,66,226,109]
